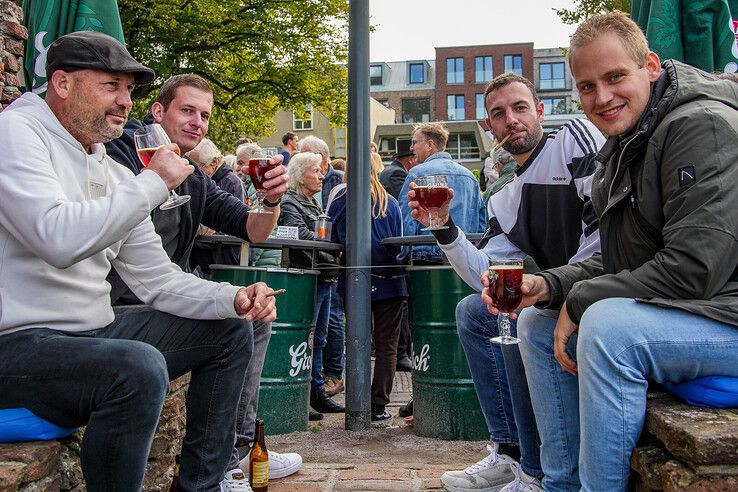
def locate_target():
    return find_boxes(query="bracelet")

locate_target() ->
[262,196,282,208]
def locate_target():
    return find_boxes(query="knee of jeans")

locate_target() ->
[456,294,484,336]
[577,299,633,365]
[113,343,169,404]
[516,307,553,353]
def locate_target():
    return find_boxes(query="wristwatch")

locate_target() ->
[262,196,282,208]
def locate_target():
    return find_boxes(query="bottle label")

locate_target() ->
[251,461,269,486]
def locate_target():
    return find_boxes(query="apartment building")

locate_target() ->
[370,60,436,124]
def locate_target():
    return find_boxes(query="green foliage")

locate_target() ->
[554,0,632,25]
[118,0,349,149]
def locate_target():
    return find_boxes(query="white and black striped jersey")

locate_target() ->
[438,118,606,291]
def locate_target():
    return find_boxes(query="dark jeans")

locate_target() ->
[371,297,403,407]
[0,310,252,492]
[323,282,345,379]
[311,281,333,390]
[396,299,412,359]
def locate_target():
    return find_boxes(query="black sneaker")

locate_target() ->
[310,387,345,413]
[398,399,413,418]
[396,356,413,372]
[309,405,324,421]
[370,408,392,427]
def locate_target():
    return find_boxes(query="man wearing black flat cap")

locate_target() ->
[0,31,274,492]
[379,141,416,200]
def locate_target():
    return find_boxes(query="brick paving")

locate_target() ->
[266,367,488,491]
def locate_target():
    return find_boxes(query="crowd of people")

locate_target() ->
[1,9,737,492]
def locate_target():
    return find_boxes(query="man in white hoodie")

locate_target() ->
[0,31,274,492]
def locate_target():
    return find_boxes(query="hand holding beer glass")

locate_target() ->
[488,258,524,345]
[413,175,451,231]
[134,124,191,210]
[248,147,281,214]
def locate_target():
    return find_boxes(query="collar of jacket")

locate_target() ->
[211,163,231,183]
[422,151,453,163]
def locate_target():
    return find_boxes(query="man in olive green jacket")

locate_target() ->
[480,11,738,492]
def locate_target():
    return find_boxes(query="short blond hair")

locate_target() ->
[413,122,449,151]
[569,11,649,70]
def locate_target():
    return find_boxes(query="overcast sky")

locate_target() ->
[369,0,579,62]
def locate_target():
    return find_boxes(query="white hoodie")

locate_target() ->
[0,93,241,335]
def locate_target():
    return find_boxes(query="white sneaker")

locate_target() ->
[441,443,517,491]
[499,464,543,492]
[238,450,303,479]
[220,469,253,492]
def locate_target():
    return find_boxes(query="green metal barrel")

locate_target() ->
[211,266,317,435]
[407,265,488,440]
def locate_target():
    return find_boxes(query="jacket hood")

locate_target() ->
[6,93,87,151]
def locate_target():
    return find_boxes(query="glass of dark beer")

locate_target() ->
[134,124,191,210]
[414,175,450,231]
[248,147,280,214]
[488,258,524,345]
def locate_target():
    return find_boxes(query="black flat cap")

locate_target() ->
[46,31,155,85]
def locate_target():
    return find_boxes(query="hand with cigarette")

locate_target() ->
[234,283,283,322]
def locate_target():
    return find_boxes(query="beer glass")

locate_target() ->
[488,258,524,345]
[248,147,280,214]
[414,175,450,231]
[134,124,191,210]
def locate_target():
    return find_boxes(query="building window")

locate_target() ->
[475,56,493,83]
[539,62,566,90]
[447,94,465,120]
[475,93,486,120]
[542,97,567,115]
[409,63,425,84]
[504,55,523,75]
[334,127,346,158]
[447,133,480,160]
[370,65,383,86]
[446,57,464,84]
[293,105,313,130]
[378,136,412,160]
[402,97,430,123]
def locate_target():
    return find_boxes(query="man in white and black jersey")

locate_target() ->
[408,73,605,492]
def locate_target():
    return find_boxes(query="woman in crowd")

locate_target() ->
[190,139,245,201]
[279,152,344,417]
[327,155,407,426]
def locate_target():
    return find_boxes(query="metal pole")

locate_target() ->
[345,0,372,430]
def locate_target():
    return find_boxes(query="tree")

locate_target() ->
[554,0,631,24]
[118,0,349,148]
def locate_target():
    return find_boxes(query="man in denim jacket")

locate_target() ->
[398,122,486,262]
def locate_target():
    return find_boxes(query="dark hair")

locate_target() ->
[282,132,297,146]
[156,74,212,110]
[236,137,252,148]
[483,72,540,106]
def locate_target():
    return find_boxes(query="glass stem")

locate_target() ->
[498,312,511,338]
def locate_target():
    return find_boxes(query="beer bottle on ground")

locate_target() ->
[168,454,181,492]
[249,419,269,491]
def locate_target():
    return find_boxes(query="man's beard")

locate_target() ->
[504,126,542,156]
[70,105,127,144]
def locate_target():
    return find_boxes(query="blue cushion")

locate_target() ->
[663,376,738,408]
[0,408,76,442]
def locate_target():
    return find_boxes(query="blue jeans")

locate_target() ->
[324,282,345,379]
[456,295,542,479]
[0,310,251,492]
[311,280,333,390]
[519,298,738,492]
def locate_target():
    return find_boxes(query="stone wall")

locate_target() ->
[0,375,189,491]
[0,0,25,110]
[631,390,738,491]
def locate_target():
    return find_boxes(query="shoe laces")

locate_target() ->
[464,444,500,474]
[500,463,540,492]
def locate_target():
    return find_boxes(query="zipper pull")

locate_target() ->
[630,193,636,209]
